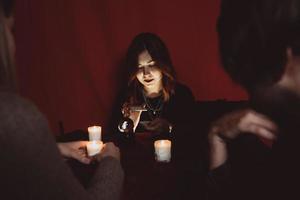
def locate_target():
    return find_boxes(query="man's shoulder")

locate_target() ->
[0,91,43,122]
[0,92,36,110]
[174,82,194,98]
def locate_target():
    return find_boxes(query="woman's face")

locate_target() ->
[136,50,163,90]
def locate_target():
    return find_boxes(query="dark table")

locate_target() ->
[58,130,206,200]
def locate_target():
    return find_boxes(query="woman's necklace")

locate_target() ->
[142,91,164,119]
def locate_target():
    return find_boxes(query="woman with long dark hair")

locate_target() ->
[115,32,195,139]
[109,32,202,200]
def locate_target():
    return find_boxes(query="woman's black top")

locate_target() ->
[108,82,196,140]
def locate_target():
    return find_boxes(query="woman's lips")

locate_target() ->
[144,79,154,83]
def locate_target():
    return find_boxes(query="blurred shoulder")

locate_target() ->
[174,82,194,98]
[0,91,45,122]
[0,92,38,111]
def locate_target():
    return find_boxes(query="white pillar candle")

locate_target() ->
[88,126,102,141]
[86,141,103,156]
[154,140,172,162]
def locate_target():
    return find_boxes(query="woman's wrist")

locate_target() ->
[208,126,226,144]
[208,126,228,170]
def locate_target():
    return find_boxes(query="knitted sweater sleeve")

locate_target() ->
[0,92,123,200]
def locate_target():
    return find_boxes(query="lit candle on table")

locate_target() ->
[86,141,103,156]
[88,126,102,141]
[154,140,172,162]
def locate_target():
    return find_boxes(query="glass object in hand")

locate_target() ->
[118,117,134,134]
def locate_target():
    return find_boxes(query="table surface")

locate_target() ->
[60,130,206,200]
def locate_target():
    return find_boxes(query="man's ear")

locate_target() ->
[282,47,295,75]
[286,47,293,63]
[277,47,298,89]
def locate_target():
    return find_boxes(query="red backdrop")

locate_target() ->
[15,0,247,134]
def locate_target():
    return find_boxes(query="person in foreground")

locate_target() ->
[0,0,124,199]
[207,0,300,199]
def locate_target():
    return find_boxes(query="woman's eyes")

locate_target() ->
[138,64,156,69]
[137,67,143,72]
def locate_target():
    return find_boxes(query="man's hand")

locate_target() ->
[210,109,278,140]
[208,109,278,170]
[95,142,120,162]
[57,141,91,164]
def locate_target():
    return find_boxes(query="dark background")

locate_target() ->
[15,0,247,134]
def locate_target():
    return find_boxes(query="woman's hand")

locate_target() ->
[122,103,143,132]
[129,110,143,132]
[144,118,172,133]
[208,109,278,170]
[57,141,91,164]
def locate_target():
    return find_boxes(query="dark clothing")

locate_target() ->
[208,87,300,200]
[108,82,197,142]
[135,95,164,132]
[0,92,124,200]
[109,81,203,169]
[108,82,207,199]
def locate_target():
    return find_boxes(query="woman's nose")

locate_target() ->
[143,66,151,75]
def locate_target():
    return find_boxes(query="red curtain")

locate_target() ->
[15,0,247,134]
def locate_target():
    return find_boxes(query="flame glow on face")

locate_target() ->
[136,50,163,90]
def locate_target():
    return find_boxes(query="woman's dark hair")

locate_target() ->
[217,0,300,93]
[125,32,176,105]
[0,0,15,91]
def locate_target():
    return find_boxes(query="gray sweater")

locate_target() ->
[0,92,124,200]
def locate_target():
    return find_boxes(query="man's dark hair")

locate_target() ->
[0,0,15,91]
[217,0,300,93]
